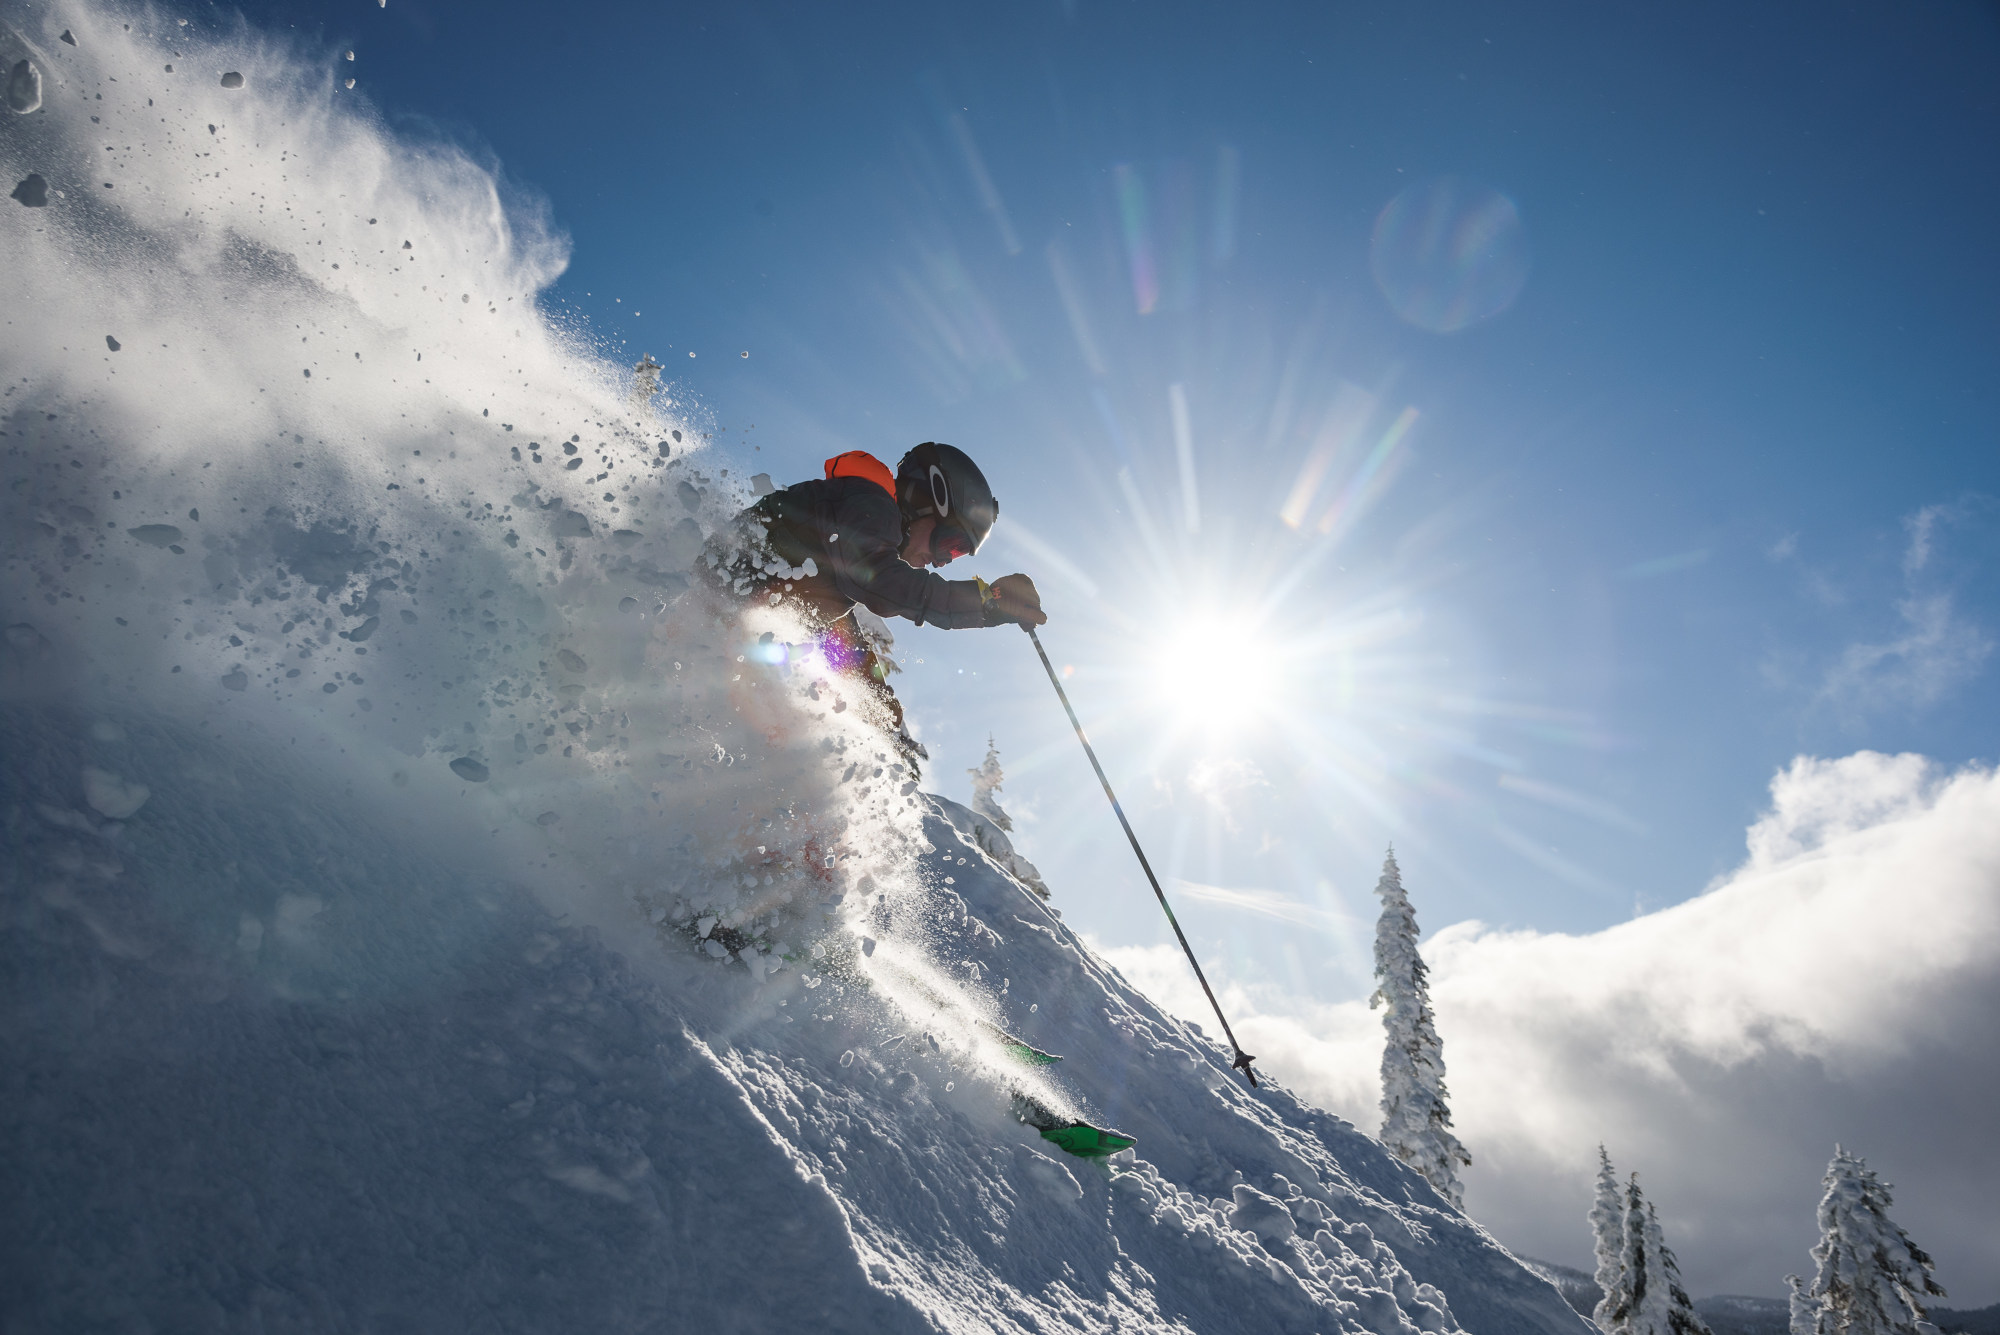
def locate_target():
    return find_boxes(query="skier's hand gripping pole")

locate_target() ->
[1024,625,1259,1089]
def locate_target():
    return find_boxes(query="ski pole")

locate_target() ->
[1025,626,1259,1088]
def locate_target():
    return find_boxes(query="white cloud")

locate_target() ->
[1102,751,2000,1303]
[1807,501,1992,715]
[1902,503,1954,576]
[1817,593,1992,713]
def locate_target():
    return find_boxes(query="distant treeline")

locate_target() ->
[1521,1258,1997,1335]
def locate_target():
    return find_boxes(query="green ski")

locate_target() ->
[988,1025,1062,1068]
[1037,1121,1137,1158]
[1010,1093,1135,1160]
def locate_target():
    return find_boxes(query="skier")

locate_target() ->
[714,443,1046,763]
[744,443,1045,632]
[685,450,1134,1157]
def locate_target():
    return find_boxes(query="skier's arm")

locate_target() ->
[825,491,993,629]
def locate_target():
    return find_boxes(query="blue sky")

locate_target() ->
[263,0,1999,996]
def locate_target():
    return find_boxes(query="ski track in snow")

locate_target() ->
[0,6,1593,1331]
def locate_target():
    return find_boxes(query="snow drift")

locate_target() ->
[1,6,1592,1330]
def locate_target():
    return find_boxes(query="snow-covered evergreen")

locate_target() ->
[1790,1147,1945,1335]
[1598,1172,1710,1335]
[968,736,1013,830]
[1370,847,1470,1207]
[1642,1201,1711,1335]
[1591,1147,1630,1332]
[963,737,1050,899]
[1790,1274,1818,1335]
[1611,1175,1663,1335]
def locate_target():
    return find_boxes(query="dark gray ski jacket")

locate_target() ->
[740,456,993,629]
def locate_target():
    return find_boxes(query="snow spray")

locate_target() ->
[0,1,1073,1111]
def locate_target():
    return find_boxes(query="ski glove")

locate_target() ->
[980,573,1047,628]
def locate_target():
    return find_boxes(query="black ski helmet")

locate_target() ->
[895,442,997,562]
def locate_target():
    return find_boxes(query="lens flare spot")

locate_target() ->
[1370,177,1530,333]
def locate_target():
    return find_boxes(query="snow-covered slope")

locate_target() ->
[2,689,1587,1334]
[1,7,1592,1330]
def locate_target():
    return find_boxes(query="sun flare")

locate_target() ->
[1143,614,1287,735]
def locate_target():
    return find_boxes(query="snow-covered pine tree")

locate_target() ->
[1789,1274,1817,1335]
[1792,1147,1945,1335]
[1643,1200,1713,1335]
[1592,1146,1630,1333]
[1370,847,1470,1207]
[1610,1175,1664,1335]
[963,738,1050,899]
[967,736,1011,831]
[1599,1171,1711,1335]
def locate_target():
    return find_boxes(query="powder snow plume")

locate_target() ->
[0,0,955,979]
[1,7,1597,1331]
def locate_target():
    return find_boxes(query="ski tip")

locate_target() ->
[1001,1040,1063,1067]
[1038,1122,1136,1160]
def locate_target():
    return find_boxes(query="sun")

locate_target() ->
[1141,612,1288,736]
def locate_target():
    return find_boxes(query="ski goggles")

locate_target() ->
[930,522,977,564]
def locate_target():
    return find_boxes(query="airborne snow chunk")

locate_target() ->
[82,766,150,819]
[8,60,42,114]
